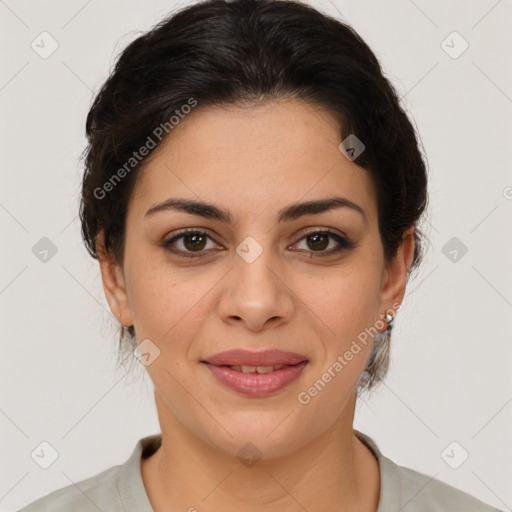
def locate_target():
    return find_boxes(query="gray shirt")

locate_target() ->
[18,430,502,511]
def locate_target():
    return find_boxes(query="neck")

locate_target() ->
[141,392,380,512]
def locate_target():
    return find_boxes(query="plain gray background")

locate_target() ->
[1,0,511,510]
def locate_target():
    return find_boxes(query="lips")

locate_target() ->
[204,360,308,396]
[201,349,308,396]
[203,349,308,367]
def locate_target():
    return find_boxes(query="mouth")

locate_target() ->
[201,358,309,396]
[211,363,298,373]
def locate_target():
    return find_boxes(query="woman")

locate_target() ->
[19,0,502,510]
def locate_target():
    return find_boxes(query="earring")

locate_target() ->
[385,313,394,324]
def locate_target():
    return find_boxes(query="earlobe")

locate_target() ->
[96,232,133,327]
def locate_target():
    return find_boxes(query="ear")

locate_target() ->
[96,231,133,327]
[378,226,416,325]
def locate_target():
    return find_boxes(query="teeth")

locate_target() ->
[230,364,286,373]
[253,365,274,374]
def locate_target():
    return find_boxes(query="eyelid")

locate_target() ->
[296,226,350,241]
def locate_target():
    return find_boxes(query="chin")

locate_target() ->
[197,412,312,462]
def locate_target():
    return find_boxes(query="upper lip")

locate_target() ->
[203,349,308,367]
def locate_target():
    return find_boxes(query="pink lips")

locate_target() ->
[202,349,308,396]
[203,349,308,367]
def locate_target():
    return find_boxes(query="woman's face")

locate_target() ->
[100,99,412,458]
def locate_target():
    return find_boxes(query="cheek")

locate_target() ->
[303,259,383,340]
[125,252,220,348]
[295,268,382,416]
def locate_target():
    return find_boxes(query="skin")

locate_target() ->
[97,98,415,512]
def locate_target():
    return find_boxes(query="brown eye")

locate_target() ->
[182,233,207,251]
[163,230,220,257]
[294,230,357,256]
[305,233,330,251]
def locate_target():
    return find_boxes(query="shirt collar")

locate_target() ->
[354,429,403,511]
[119,433,161,511]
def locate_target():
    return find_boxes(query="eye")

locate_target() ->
[292,230,357,256]
[163,229,222,258]
[162,228,356,258]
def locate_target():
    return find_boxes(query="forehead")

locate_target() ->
[129,100,378,223]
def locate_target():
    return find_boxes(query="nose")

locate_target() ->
[217,240,295,332]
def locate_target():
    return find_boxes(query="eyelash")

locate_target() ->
[162,228,357,258]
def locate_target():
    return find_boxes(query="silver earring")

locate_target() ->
[385,313,394,323]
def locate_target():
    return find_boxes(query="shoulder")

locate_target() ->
[388,459,503,512]
[17,464,123,512]
[354,430,503,512]
[17,434,160,512]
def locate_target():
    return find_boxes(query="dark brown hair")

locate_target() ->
[80,0,428,389]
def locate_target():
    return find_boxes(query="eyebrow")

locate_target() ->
[145,196,366,223]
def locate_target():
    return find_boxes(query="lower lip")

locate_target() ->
[204,361,308,396]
